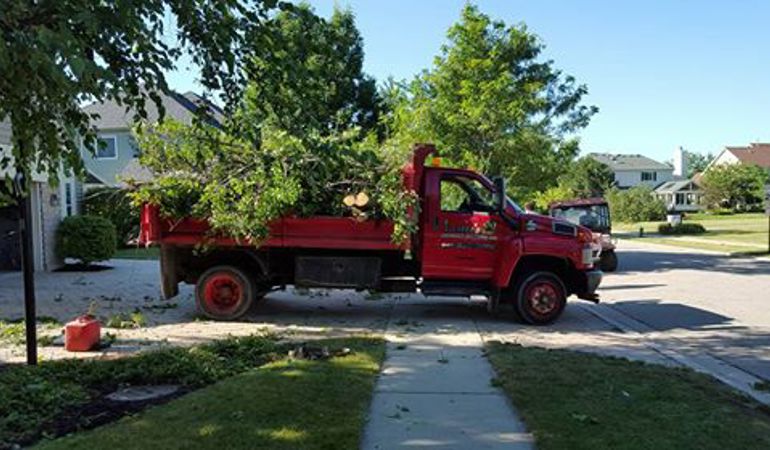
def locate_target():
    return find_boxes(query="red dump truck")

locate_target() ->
[140,144,602,325]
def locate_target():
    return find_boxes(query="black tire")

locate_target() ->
[516,271,567,325]
[195,265,255,320]
[600,250,618,272]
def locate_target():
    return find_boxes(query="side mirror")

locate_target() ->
[493,176,506,214]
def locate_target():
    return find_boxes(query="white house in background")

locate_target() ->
[706,143,770,172]
[588,152,673,189]
[0,120,77,272]
[654,180,703,212]
[653,146,704,213]
[81,91,223,187]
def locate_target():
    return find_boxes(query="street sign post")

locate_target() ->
[765,184,770,254]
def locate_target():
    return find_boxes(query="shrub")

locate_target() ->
[658,223,706,235]
[56,215,117,265]
[606,186,666,223]
[82,187,139,247]
[532,184,576,212]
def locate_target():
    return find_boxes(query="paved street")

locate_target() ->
[597,239,770,381]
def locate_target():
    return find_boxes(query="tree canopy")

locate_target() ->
[701,163,768,211]
[385,5,597,198]
[556,157,614,198]
[0,0,285,196]
[686,151,715,178]
[239,4,381,142]
[133,5,415,243]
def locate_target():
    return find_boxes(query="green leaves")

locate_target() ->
[701,163,768,211]
[606,186,667,223]
[0,0,282,190]
[133,119,418,244]
[385,4,596,199]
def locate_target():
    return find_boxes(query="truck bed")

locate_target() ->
[139,204,401,251]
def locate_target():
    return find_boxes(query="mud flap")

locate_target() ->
[159,244,179,299]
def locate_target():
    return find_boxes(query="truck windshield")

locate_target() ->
[551,205,610,232]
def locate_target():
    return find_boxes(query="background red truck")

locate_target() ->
[140,144,602,324]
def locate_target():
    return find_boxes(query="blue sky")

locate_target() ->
[169,0,770,162]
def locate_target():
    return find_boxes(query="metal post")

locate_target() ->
[16,172,37,365]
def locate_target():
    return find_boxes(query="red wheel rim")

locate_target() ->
[203,273,244,315]
[525,281,560,318]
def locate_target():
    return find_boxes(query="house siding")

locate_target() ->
[81,130,139,186]
[613,169,673,189]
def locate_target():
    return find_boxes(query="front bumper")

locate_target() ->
[576,269,603,303]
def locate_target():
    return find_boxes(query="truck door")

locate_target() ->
[421,171,503,280]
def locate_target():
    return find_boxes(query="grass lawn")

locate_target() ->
[114,247,160,260]
[487,342,770,450]
[34,337,384,450]
[615,213,769,255]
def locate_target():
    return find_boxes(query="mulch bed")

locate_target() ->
[9,385,190,449]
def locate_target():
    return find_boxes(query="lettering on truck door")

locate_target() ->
[421,170,502,280]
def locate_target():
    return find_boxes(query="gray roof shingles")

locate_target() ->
[589,153,672,171]
[83,91,224,130]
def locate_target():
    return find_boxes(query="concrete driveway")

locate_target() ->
[0,257,656,367]
[597,239,770,382]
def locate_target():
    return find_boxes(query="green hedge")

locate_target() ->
[658,222,706,235]
[82,187,139,247]
[56,215,117,264]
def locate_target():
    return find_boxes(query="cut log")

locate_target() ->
[354,192,369,207]
[343,194,356,207]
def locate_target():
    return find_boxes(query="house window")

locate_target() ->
[65,183,73,216]
[641,171,657,182]
[96,136,118,159]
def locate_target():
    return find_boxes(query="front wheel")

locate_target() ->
[600,250,618,272]
[516,272,567,325]
[196,265,255,320]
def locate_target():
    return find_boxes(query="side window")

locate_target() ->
[440,179,469,212]
[439,175,495,213]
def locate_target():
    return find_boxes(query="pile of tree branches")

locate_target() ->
[131,121,418,243]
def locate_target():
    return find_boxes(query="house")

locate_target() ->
[707,143,770,172]
[0,120,76,272]
[588,153,674,189]
[653,146,705,212]
[81,91,223,187]
[654,180,703,213]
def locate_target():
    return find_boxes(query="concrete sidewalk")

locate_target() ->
[362,295,533,449]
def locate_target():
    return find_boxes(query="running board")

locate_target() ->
[419,280,490,297]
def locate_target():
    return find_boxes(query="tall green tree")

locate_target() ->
[387,4,597,197]
[240,4,381,142]
[701,163,768,211]
[606,186,666,223]
[686,151,715,178]
[557,157,614,198]
[0,0,284,195]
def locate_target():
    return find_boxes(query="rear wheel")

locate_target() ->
[196,265,255,320]
[516,272,567,325]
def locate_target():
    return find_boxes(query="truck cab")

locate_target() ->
[140,144,602,325]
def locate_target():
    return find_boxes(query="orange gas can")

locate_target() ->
[65,315,101,352]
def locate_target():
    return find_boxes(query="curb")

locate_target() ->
[577,303,770,406]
